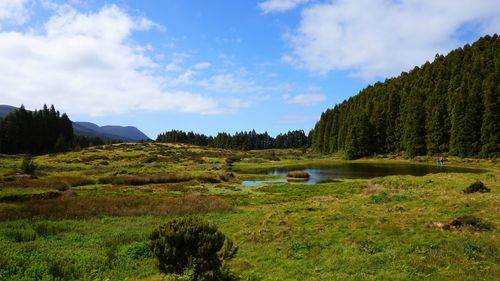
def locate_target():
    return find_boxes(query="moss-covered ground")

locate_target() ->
[0,143,498,280]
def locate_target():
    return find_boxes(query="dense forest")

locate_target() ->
[311,35,500,159]
[157,129,309,150]
[0,105,109,154]
[0,105,74,154]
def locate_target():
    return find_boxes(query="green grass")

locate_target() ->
[0,143,498,280]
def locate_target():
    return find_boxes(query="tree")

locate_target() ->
[403,86,426,157]
[480,73,500,157]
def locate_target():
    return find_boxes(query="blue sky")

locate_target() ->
[0,0,499,138]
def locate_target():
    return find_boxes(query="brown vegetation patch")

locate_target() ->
[0,191,67,203]
[97,174,194,185]
[0,194,230,220]
[433,216,493,232]
[446,216,492,232]
[0,176,96,190]
[364,181,386,194]
[308,195,337,202]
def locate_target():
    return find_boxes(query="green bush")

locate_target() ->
[463,181,491,193]
[150,217,238,280]
[20,155,37,175]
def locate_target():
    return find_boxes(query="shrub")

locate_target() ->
[150,217,238,280]
[369,192,391,204]
[225,156,241,165]
[20,155,37,175]
[463,181,491,193]
[447,216,492,232]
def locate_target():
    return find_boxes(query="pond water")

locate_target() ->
[241,163,485,187]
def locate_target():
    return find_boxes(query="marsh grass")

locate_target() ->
[0,175,96,190]
[0,194,230,220]
[0,143,498,280]
[97,174,195,185]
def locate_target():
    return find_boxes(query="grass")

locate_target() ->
[0,143,499,280]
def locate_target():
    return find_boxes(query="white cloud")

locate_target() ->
[165,63,182,72]
[197,73,258,94]
[192,62,211,70]
[289,0,500,79]
[0,4,220,115]
[283,93,326,106]
[169,70,195,86]
[258,0,309,13]
[0,0,30,27]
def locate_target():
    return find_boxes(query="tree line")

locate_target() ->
[0,105,109,154]
[311,35,500,159]
[0,105,74,154]
[156,129,309,150]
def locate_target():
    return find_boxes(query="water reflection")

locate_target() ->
[242,163,484,186]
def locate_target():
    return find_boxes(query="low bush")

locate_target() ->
[287,170,310,179]
[446,216,492,232]
[463,181,491,193]
[225,156,241,165]
[150,217,238,280]
[20,155,37,175]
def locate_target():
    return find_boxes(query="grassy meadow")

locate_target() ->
[0,143,498,280]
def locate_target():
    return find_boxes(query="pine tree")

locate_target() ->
[480,73,500,157]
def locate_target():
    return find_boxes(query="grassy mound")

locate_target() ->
[287,170,310,179]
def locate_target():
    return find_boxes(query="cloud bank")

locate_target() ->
[0,0,29,27]
[287,0,500,79]
[0,4,220,115]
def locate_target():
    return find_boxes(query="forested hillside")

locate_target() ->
[0,105,74,154]
[157,129,309,150]
[311,35,500,159]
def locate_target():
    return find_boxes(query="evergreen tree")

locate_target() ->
[480,73,500,157]
[311,35,499,159]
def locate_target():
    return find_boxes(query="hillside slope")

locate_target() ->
[311,35,500,159]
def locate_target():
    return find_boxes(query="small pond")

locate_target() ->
[241,163,485,187]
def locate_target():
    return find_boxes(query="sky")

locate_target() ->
[0,0,499,138]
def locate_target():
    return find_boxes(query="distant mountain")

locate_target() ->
[73,122,150,141]
[0,105,17,118]
[0,105,150,141]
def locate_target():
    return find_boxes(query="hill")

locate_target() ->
[0,105,17,118]
[0,105,149,142]
[73,122,149,142]
[311,35,500,159]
